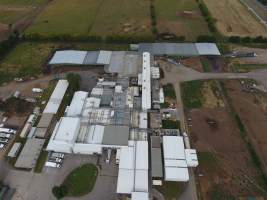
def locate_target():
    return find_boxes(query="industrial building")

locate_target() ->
[15,139,45,169]
[45,51,199,200]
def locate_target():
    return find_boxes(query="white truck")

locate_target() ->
[45,161,61,168]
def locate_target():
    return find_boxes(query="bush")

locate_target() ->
[52,185,68,199]
[197,35,216,42]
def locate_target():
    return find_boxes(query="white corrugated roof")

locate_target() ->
[135,141,148,170]
[139,112,148,129]
[131,192,149,200]
[86,125,104,144]
[185,149,199,167]
[134,170,148,192]
[84,97,101,108]
[165,167,189,182]
[97,50,112,65]
[73,143,102,155]
[43,80,69,114]
[66,91,88,117]
[116,169,134,194]
[49,50,87,65]
[91,87,103,96]
[195,43,221,56]
[54,117,80,143]
[141,52,151,110]
[163,136,185,160]
[119,146,135,170]
[165,159,188,168]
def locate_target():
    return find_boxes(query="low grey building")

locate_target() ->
[15,138,45,169]
[102,125,129,146]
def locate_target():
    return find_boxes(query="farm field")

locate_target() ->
[0,42,58,83]
[0,0,47,39]
[182,80,267,199]
[154,0,210,41]
[26,0,152,37]
[225,80,267,174]
[202,0,267,37]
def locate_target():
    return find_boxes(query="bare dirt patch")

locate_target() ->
[180,57,203,72]
[203,0,267,37]
[225,80,267,174]
[188,107,266,199]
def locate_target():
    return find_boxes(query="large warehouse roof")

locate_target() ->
[163,136,185,160]
[131,192,149,200]
[54,117,80,143]
[163,136,189,182]
[49,50,112,65]
[15,139,45,169]
[137,43,221,56]
[66,91,88,117]
[43,80,69,114]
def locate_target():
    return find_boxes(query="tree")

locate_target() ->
[52,185,68,199]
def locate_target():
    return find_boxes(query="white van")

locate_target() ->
[45,161,61,168]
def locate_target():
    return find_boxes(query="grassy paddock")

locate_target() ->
[181,80,203,108]
[163,83,176,100]
[0,42,58,82]
[232,64,267,73]
[154,0,210,41]
[26,0,152,37]
[156,181,184,200]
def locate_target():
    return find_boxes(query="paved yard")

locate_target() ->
[4,152,118,200]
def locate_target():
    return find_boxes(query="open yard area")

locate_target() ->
[184,79,267,199]
[26,0,152,37]
[202,0,267,37]
[0,42,58,83]
[154,0,210,41]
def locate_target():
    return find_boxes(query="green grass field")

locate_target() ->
[0,42,58,82]
[156,181,183,200]
[154,0,210,40]
[26,0,102,36]
[181,80,204,108]
[89,0,152,37]
[26,0,152,37]
[63,164,98,196]
[0,0,45,5]
[232,64,267,73]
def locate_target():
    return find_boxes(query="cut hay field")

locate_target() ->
[26,0,152,37]
[154,0,210,41]
[203,0,267,37]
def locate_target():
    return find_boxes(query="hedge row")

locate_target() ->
[196,0,217,33]
[23,33,156,43]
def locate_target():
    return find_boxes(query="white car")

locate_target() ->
[0,133,11,138]
[0,138,8,143]
[0,143,5,149]
[51,152,64,159]
[49,157,63,163]
[0,128,16,134]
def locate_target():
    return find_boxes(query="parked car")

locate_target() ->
[51,152,64,159]
[0,138,8,143]
[45,161,61,168]
[0,133,11,138]
[0,143,5,149]
[49,157,63,163]
[0,128,16,134]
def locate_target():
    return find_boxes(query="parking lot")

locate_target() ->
[4,151,118,200]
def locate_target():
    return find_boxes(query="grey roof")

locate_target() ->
[15,139,45,169]
[49,50,111,66]
[100,89,113,106]
[37,113,54,128]
[34,127,48,138]
[151,148,163,178]
[102,125,129,146]
[151,136,161,148]
[138,43,220,56]
[8,143,21,157]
